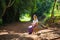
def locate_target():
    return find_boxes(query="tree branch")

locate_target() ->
[8,0,11,6]
[1,0,15,17]
[8,0,15,7]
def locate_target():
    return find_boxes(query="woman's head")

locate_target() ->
[33,14,37,20]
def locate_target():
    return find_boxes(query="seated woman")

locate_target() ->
[28,14,38,34]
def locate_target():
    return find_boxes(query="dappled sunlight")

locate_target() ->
[43,7,60,22]
[0,30,16,35]
[19,13,31,22]
[0,0,60,40]
[0,29,60,40]
[54,9,60,16]
[43,13,51,22]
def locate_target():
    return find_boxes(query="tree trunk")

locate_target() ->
[2,0,15,24]
[2,7,7,17]
[51,0,57,23]
[2,0,15,17]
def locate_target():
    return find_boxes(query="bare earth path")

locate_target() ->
[0,22,60,40]
[0,22,31,33]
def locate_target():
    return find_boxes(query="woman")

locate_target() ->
[28,14,38,34]
[32,14,38,33]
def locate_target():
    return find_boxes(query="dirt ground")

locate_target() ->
[0,22,60,34]
[0,22,60,40]
[0,22,32,33]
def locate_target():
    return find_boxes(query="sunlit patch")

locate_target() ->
[44,13,51,22]
[54,13,60,16]
[19,13,31,22]
[44,8,60,22]
[54,8,60,16]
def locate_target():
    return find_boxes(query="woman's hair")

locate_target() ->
[33,14,37,20]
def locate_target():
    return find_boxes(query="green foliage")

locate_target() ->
[1,0,6,9]
[0,0,60,23]
[19,13,31,22]
[19,0,55,22]
[36,0,54,17]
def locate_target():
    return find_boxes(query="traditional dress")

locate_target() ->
[32,19,38,32]
[28,19,38,34]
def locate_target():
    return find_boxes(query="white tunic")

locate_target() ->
[33,19,38,25]
[28,19,38,28]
